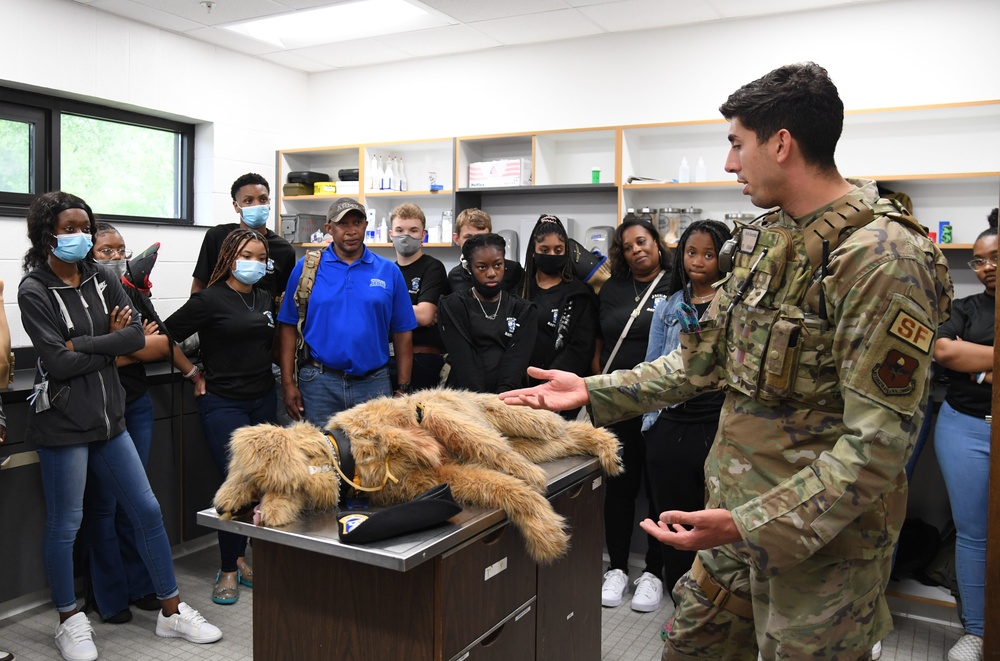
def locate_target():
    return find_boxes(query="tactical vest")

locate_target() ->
[701,195,926,412]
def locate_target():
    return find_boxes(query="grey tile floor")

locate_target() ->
[0,543,965,660]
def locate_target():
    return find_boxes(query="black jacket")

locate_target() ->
[18,262,144,446]
[438,290,537,393]
[526,278,598,378]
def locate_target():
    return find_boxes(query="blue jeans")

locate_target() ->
[297,365,391,428]
[37,430,178,613]
[84,393,157,618]
[198,387,276,572]
[934,400,990,636]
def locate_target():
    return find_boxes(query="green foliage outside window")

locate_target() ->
[0,118,32,194]
[61,114,180,219]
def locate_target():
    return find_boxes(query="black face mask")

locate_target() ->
[472,279,502,299]
[534,253,567,276]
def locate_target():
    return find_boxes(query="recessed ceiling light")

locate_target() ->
[222,0,452,49]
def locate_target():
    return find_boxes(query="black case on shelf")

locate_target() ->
[287,170,331,185]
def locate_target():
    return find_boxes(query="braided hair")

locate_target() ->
[207,229,269,287]
[668,219,732,303]
[23,191,98,273]
[462,232,507,267]
[521,214,574,298]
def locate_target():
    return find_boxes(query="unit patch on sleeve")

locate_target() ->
[872,349,918,396]
[887,309,934,354]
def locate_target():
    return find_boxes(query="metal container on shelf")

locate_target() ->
[724,212,756,229]
[281,213,327,244]
[679,207,702,234]
[657,207,682,243]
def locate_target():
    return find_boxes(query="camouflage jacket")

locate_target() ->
[586,180,953,574]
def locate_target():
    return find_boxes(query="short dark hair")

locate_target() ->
[23,191,97,273]
[608,217,671,280]
[230,173,270,201]
[462,232,506,265]
[668,219,732,299]
[719,62,843,170]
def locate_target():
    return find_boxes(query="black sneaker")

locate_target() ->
[131,593,160,611]
[104,607,132,624]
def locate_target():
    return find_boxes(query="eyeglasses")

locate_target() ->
[967,256,998,271]
[95,248,132,259]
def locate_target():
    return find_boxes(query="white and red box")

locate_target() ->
[468,158,531,188]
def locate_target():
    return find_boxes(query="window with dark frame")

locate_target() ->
[0,86,195,225]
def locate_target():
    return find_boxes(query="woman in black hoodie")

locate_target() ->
[18,192,220,661]
[520,215,598,420]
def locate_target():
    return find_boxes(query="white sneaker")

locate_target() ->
[155,602,222,644]
[54,612,98,661]
[631,572,663,612]
[602,569,629,607]
[948,634,984,661]
[871,640,882,660]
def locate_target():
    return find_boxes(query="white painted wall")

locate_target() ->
[1,0,997,347]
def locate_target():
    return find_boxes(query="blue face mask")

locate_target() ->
[232,260,266,285]
[239,204,270,229]
[52,233,93,263]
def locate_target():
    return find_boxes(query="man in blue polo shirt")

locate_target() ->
[277,197,416,427]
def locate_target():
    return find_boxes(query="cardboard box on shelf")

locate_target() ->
[469,158,531,188]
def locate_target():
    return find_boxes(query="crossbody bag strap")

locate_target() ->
[292,249,323,382]
[601,270,665,375]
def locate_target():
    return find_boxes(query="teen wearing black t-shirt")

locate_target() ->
[931,212,996,658]
[439,233,537,394]
[191,173,296,306]
[165,229,277,607]
[389,204,449,391]
[520,215,598,420]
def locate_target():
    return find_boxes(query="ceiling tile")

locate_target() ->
[386,23,502,57]
[418,0,570,23]
[128,0,293,27]
[470,9,604,46]
[579,0,719,31]
[706,0,859,19]
[292,38,412,68]
[84,0,205,31]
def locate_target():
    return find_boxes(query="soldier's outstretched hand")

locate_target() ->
[499,367,589,412]
[640,509,742,551]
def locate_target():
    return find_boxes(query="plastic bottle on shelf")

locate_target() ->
[379,217,388,243]
[623,208,638,223]
[368,154,378,190]
[441,209,453,245]
[678,157,690,183]
[398,157,407,192]
[695,156,707,183]
[377,156,388,190]
[639,207,654,225]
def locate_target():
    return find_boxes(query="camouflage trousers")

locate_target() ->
[663,545,893,660]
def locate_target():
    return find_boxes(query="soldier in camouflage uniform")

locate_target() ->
[500,62,953,660]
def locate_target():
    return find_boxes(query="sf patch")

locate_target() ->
[888,309,933,354]
[872,349,918,396]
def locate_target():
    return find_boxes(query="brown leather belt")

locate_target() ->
[690,555,755,619]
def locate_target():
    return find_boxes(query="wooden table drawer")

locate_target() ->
[437,522,537,659]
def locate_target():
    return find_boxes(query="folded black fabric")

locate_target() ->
[338,483,462,544]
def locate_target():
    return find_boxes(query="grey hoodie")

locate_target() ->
[18,261,144,446]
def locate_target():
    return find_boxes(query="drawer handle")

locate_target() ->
[481,526,506,546]
[566,483,585,499]
[480,623,505,647]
